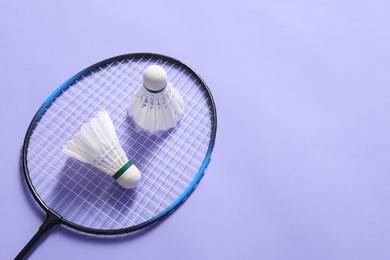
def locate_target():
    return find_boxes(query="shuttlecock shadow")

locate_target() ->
[17,158,163,259]
[16,152,163,259]
[48,118,173,231]
[121,116,174,168]
[49,158,138,226]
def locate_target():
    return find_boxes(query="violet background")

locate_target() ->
[1,1,390,259]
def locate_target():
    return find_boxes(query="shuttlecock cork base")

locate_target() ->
[128,65,184,132]
[112,161,141,189]
[63,111,141,189]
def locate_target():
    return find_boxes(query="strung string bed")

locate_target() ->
[26,56,214,231]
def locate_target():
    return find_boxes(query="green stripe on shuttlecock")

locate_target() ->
[144,84,166,93]
[112,161,134,180]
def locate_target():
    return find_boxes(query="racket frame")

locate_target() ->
[21,53,217,236]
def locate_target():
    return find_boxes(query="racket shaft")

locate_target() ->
[15,210,61,259]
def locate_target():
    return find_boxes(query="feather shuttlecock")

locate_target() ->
[63,111,141,189]
[128,65,184,132]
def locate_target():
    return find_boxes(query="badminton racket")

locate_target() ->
[16,53,217,259]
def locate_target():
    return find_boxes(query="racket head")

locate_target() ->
[22,53,217,235]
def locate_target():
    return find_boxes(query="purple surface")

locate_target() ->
[1,0,390,259]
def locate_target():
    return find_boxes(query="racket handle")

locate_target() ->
[15,210,61,260]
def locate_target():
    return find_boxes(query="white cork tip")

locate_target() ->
[116,164,141,189]
[143,65,168,92]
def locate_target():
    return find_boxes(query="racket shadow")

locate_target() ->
[55,214,163,243]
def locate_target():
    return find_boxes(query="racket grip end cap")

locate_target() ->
[116,164,141,189]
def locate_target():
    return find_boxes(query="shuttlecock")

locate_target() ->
[128,65,184,132]
[63,111,141,189]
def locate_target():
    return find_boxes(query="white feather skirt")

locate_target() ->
[63,111,128,176]
[128,83,184,132]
